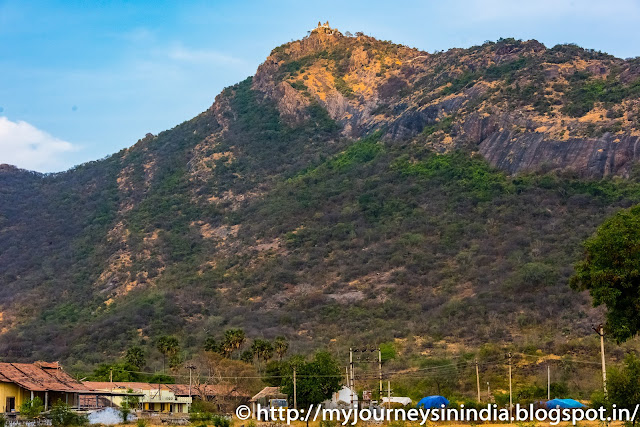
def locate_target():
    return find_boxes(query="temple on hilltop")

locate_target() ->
[311,20,338,35]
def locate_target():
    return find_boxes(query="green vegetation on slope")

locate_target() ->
[2,38,640,383]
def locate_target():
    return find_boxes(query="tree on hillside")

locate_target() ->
[125,346,146,370]
[90,363,141,382]
[250,339,274,371]
[221,329,245,358]
[157,336,180,372]
[204,336,221,353]
[570,205,640,342]
[274,336,289,360]
[240,349,254,364]
[280,351,342,409]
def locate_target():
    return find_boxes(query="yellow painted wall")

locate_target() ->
[0,382,29,412]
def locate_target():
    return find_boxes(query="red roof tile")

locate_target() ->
[0,362,88,392]
[167,383,250,398]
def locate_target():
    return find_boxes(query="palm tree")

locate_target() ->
[261,341,274,363]
[222,329,245,358]
[274,336,289,360]
[251,339,274,372]
[156,336,179,373]
[125,346,146,370]
[250,339,263,362]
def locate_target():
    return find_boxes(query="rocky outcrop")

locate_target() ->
[237,31,640,178]
[479,132,640,177]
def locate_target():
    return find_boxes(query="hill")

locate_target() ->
[2,24,640,373]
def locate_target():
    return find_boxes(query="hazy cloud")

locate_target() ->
[0,116,78,172]
[167,43,245,65]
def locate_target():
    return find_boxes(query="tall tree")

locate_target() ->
[250,339,273,372]
[157,336,180,372]
[570,205,640,342]
[274,336,289,360]
[222,329,246,358]
[204,336,221,353]
[280,352,342,412]
[125,346,146,370]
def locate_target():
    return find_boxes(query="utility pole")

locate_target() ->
[293,367,298,410]
[378,348,383,399]
[387,380,391,410]
[507,352,513,413]
[547,364,551,400]
[186,364,196,412]
[594,324,607,398]
[110,368,113,407]
[475,359,481,402]
[349,348,354,408]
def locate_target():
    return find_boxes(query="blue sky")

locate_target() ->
[1,0,639,172]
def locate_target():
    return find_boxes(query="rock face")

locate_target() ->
[479,132,640,177]
[248,31,640,177]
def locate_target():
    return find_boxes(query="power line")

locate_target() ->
[81,353,601,381]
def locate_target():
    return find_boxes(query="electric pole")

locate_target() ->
[110,368,113,407]
[594,324,607,398]
[387,380,391,410]
[378,348,383,399]
[475,359,481,402]
[507,352,513,413]
[186,364,196,412]
[293,367,297,410]
[349,348,354,408]
[547,364,551,400]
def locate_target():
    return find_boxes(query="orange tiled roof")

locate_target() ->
[82,381,172,392]
[0,361,88,392]
[82,382,250,398]
[167,383,250,398]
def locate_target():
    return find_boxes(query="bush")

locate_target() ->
[212,415,231,427]
[120,391,140,423]
[189,410,214,423]
[49,401,88,427]
[380,342,396,361]
[19,397,44,419]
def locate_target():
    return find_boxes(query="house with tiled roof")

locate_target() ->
[0,361,89,413]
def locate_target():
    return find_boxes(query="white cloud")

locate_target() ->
[0,116,78,172]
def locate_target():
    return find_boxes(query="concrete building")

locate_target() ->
[323,386,358,409]
[83,382,191,414]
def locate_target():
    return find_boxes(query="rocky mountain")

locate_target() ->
[2,25,640,370]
